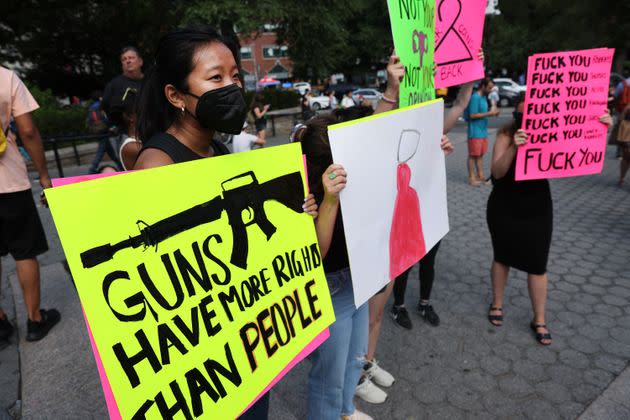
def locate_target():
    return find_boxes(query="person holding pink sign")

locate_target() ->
[486,94,612,346]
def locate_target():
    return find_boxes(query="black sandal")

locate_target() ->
[488,306,503,327]
[530,322,552,345]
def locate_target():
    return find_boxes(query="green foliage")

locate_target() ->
[1,0,627,94]
[28,86,87,136]
[486,0,630,73]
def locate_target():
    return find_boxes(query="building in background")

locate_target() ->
[238,30,294,91]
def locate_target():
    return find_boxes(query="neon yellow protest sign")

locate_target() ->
[46,143,334,419]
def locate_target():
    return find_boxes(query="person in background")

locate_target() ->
[118,88,141,170]
[486,93,612,345]
[341,90,355,109]
[296,54,403,420]
[88,91,123,173]
[232,122,265,153]
[301,89,314,121]
[251,93,270,144]
[327,90,338,110]
[488,85,500,112]
[102,46,144,130]
[0,65,60,343]
[465,77,499,186]
[361,50,485,405]
[132,26,318,419]
[616,104,630,187]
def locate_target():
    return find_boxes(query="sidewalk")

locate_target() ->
[1,127,629,419]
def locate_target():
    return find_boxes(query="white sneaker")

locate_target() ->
[364,359,395,387]
[355,377,387,404]
[341,409,374,420]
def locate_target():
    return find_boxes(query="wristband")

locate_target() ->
[381,94,398,104]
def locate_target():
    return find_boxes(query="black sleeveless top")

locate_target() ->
[139,132,229,163]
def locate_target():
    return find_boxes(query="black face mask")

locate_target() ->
[513,111,523,128]
[185,84,247,134]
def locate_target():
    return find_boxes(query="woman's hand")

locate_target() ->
[264,104,270,112]
[478,48,484,62]
[599,110,613,127]
[514,129,528,147]
[440,135,454,156]
[322,164,347,202]
[384,53,405,100]
[303,193,318,218]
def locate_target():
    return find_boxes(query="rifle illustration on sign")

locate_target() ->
[80,171,305,270]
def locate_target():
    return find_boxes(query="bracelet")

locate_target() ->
[381,94,398,104]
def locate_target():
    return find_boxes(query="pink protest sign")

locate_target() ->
[515,48,615,181]
[434,0,486,89]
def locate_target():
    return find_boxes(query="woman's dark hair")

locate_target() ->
[478,77,494,90]
[499,91,526,137]
[299,105,374,199]
[136,26,239,143]
[251,93,265,112]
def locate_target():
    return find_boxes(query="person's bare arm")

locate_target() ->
[133,148,174,169]
[375,54,405,115]
[14,112,51,188]
[491,131,525,179]
[315,164,347,258]
[121,141,143,170]
[443,82,474,133]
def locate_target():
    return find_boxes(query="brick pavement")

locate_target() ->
[0,127,629,419]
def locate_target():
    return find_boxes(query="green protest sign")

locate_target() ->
[387,0,436,108]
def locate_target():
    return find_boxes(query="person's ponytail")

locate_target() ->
[136,67,175,143]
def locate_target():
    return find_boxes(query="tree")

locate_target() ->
[0,0,181,95]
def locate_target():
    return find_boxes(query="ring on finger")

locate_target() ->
[328,172,337,180]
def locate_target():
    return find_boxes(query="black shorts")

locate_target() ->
[255,119,267,132]
[0,189,48,260]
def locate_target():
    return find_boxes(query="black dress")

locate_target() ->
[486,158,552,275]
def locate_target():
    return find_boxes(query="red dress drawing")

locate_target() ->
[389,162,426,280]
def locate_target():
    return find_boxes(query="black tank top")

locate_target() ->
[139,132,229,163]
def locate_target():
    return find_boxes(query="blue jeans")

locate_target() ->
[307,268,368,420]
[89,136,123,173]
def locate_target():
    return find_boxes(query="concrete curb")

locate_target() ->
[579,364,630,420]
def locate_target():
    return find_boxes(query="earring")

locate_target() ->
[181,106,185,115]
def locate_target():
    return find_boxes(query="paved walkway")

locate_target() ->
[1,126,629,419]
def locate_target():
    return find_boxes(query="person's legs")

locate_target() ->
[308,270,355,420]
[258,128,267,143]
[366,282,394,361]
[490,261,509,326]
[89,137,108,173]
[527,272,551,345]
[15,258,41,322]
[341,301,369,416]
[417,242,441,326]
[467,156,478,184]
[476,156,486,181]
[620,148,630,186]
[0,258,4,320]
[418,242,440,303]
[104,137,124,170]
[393,269,409,307]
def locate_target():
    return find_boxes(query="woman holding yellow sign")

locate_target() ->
[133,25,318,420]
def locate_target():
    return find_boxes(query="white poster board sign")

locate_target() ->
[328,99,449,307]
